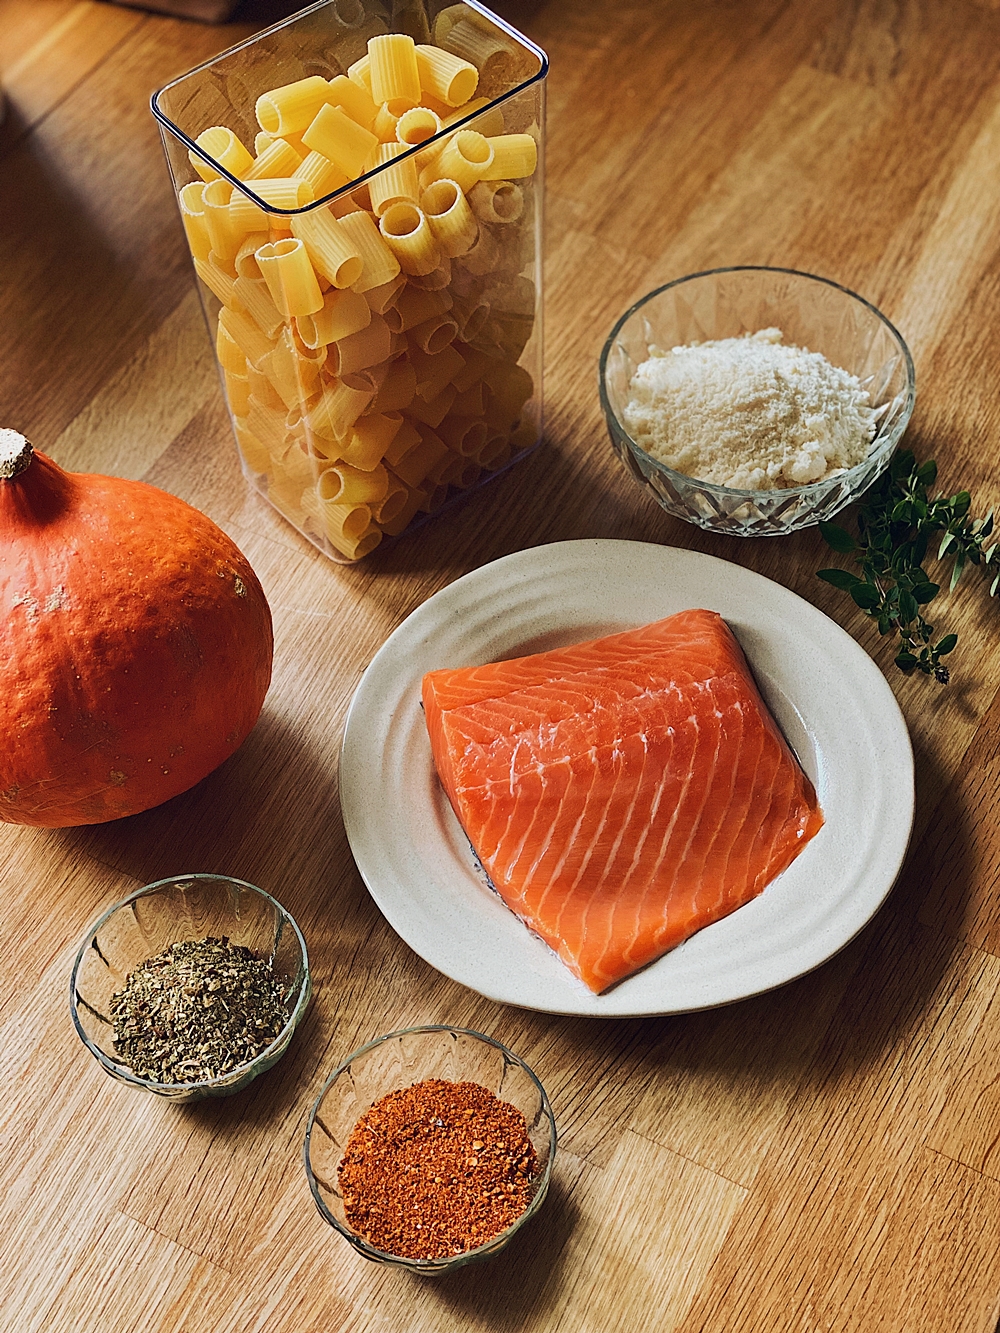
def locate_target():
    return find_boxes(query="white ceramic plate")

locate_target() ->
[340,540,913,1016]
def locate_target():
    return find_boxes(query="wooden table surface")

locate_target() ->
[4,0,1000,1329]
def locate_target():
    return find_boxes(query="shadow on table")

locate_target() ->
[416,1169,580,1329]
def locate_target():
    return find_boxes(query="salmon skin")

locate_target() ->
[422,608,824,994]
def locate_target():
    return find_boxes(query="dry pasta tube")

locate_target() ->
[378,475,427,535]
[450,344,493,392]
[425,448,466,487]
[217,321,248,374]
[476,434,512,470]
[368,357,417,413]
[421,130,493,193]
[396,106,442,146]
[227,190,269,237]
[452,381,485,416]
[383,419,423,467]
[246,364,286,414]
[234,232,269,279]
[224,368,251,417]
[246,363,286,412]
[246,397,289,453]
[408,342,466,400]
[390,427,448,487]
[338,210,401,290]
[379,202,440,276]
[256,76,332,137]
[367,142,419,216]
[254,130,308,158]
[314,494,383,556]
[441,20,516,81]
[234,421,271,474]
[420,178,478,257]
[368,34,421,113]
[296,287,371,347]
[341,411,403,470]
[243,177,315,212]
[291,209,364,288]
[373,103,401,143]
[414,45,479,106]
[457,223,499,276]
[485,311,534,361]
[307,379,374,441]
[468,179,523,223]
[389,282,452,332]
[232,275,285,338]
[419,482,449,512]
[302,103,379,180]
[406,382,456,428]
[371,471,411,525]
[320,460,390,505]
[194,255,239,310]
[479,134,537,181]
[256,238,324,318]
[451,293,489,341]
[178,182,211,261]
[294,150,351,200]
[190,126,255,182]
[438,414,487,457]
[409,312,459,355]
[326,74,377,131]
[201,180,242,262]
[485,361,534,427]
[442,97,505,136]
[509,416,538,451]
[335,312,393,376]
[407,257,452,291]
[259,328,324,407]
[363,272,406,313]
[347,54,374,95]
[244,138,304,181]
[310,479,373,536]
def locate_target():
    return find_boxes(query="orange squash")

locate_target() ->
[0,431,274,827]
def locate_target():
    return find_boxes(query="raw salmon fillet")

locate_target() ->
[422,608,823,993]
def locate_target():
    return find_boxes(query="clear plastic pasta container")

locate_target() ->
[152,1,546,563]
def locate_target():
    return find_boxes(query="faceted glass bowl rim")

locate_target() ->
[303,1023,557,1270]
[597,264,917,503]
[149,0,550,217]
[69,873,311,1094]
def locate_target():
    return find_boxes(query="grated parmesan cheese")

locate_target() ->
[622,328,878,490]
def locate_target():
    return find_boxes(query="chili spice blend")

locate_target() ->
[338,1078,539,1260]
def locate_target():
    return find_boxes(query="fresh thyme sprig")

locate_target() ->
[816,449,999,683]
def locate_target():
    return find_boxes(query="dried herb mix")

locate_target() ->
[338,1078,538,1260]
[110,936,290,1083]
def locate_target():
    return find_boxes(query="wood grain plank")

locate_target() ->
[4,0,1000,1329]
[538,1131,746,1333]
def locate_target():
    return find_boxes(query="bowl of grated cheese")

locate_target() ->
[599,266,915,536]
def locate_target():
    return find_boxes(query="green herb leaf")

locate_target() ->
[818,522,858,554]
[851,583,882,611]
[814,452,997,684]
[817,567,861,590]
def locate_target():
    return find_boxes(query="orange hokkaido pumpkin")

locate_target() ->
[0,431,274,827]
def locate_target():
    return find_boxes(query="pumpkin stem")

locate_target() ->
[0,430,34,481]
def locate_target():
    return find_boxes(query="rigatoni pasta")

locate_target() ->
[176,22,540,562]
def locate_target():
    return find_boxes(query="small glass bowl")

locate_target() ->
[70,874,311,1102]
[303,1025,556,1275]
[599,266,916,536]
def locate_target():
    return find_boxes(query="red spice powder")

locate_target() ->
[337,1078,539,1260]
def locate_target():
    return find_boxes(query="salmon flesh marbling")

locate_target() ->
[422,608,823,993]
